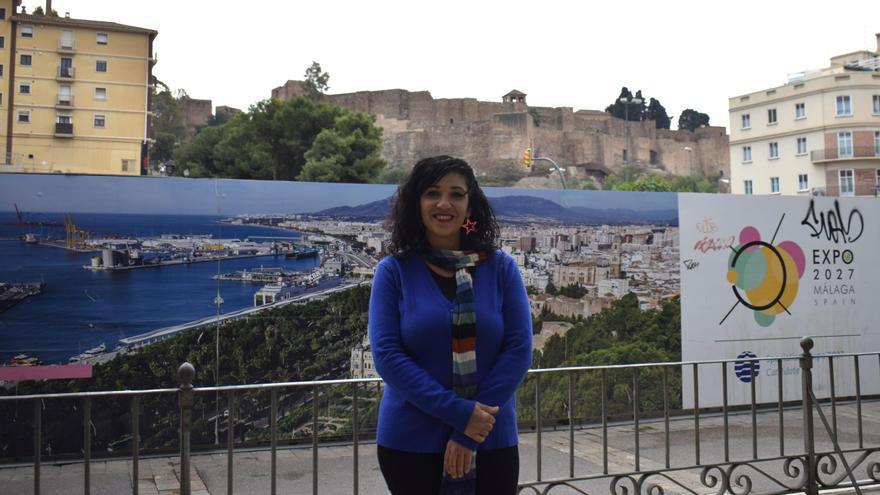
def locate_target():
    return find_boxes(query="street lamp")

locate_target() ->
[619,95,643,181]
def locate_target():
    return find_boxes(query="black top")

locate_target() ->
[429,269,456,301]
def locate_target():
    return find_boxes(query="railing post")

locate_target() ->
[178,362,195,495]
[799,337,818,495]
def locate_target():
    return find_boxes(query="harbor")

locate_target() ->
[0,213,331,365]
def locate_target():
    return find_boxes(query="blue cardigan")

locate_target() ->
[369,249,532,452]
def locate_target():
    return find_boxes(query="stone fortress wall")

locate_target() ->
[272,81,729,180]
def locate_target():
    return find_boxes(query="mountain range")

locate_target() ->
[310,195,677,225]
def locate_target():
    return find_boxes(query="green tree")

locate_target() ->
[173,124,225,177]
[302,61,330,101]
[377,165,408,184]
[528,108,543,127]
[605,87,646,121]
[646,98,671,129]
[299,112,386,183]
[31,5,58,15]
[150,82,188,170]
[557,284,588,298]
[630,175,673,192]
[172,96,384,182]
[677,108,711,131]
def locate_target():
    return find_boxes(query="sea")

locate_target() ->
[0,212,325,364]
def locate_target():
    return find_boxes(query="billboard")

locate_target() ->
[679,194,880,407]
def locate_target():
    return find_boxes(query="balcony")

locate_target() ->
[56,66,75,80]
[55,95,75,108]
[58,39,76,53]
[811,146,880,163]
[54,122,73,137]
[0,339,877,494]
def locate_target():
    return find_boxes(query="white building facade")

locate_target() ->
[729,35,880,196]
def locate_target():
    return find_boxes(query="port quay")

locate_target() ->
[89,280,369,361]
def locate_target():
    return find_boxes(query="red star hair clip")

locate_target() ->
[461,217,478,235]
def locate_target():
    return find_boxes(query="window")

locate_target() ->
[741,114,751,129]
[19,54,31,66]
[21,26,33,38]
[769,142,779,159]
[96,33,108,45]
[17,111,30,123]
[94,87,106,101]
[19,82,30,94]
[96,60,107,72]
[742,146,752,162]
[93,114,105,128]
[122,159,134,172]
[59,57,73,78]
[0,36,5,49]
[838,132,853,157]
[874,95,880,115]
[767,108,777,124]
[876,169,880,188]
[839,169,854,196]
[797,137,807,155]
[795,102,805,119]
[798,174,809,191]
[875,131,880,157]
[836,95,851,116]
[770,177,780,194]
[56,113,72,124]
[0,8,6,19]
[0,65,4,77]
[744,180,753,194]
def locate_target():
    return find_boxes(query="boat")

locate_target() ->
[9,354,41,366]
[83,343,106,355]
[285,247,319,259]
[69,343,106,363]
[23,233,38,244]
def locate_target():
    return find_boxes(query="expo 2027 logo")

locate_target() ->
[720,215,806,327]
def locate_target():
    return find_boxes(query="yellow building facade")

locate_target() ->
[0,1,156,175]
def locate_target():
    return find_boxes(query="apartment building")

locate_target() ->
[0,0,156,175]
[729,35,880,196]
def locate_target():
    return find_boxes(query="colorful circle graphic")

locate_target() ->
[727,225,805,327]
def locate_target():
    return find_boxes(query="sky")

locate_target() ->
[23,0,879,131]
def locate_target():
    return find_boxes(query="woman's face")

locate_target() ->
[419,172,470,250]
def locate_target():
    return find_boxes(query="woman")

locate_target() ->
[369,155,532,494]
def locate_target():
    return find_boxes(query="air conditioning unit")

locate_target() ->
[811,187,826,197]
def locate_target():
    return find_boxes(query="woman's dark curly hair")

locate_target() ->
[387,155,499,256]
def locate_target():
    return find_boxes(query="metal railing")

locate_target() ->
[0,337,877,494]
[55,95,74,107]
[54,122,73,136]
[56,66,75,79]
[811,146,880,162]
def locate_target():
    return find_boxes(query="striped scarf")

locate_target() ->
[423,249,487,494]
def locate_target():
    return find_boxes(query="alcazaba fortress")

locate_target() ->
[271,81,730,182]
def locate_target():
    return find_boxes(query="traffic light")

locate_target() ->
[522,148,532,167]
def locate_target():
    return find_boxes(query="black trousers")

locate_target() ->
[377,444,519,495]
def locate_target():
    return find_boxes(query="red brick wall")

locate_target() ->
[855,169,878,196]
